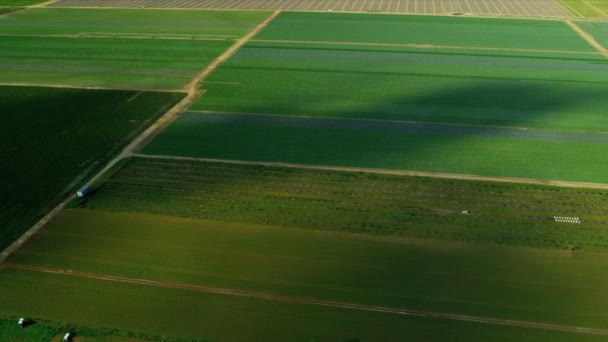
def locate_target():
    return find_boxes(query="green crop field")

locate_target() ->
[559,0,608,18]
[0,0,46,6]
[0,7,21,15]
[193,41,608,131]
[2,209,608,339]
[0,8,270,38]
[1,269,597,341]
[254,12,595,51]
[576,21,608,48]
[0,36,232,89]
[0,86,184,251]
[77,157,608,250]
[143,112,608,183]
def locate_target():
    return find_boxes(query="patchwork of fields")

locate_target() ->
[4,5,608,341]
[0,8,269,89]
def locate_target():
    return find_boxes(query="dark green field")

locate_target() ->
[0,86,184,250]
[0,0,45,5]
[0,8,270,38]
[2,209,608,340]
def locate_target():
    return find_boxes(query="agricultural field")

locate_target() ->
[0,8,270,89]
[0,36,232,89]
[254,12,592,50]
[0,0,46,6]
[2,208,608,339]
[0,7,22,15]
[576,20,608,47]
[78,157,608,251]
[559,0,608,18]
[0,86,184,251]
[48,0,572,18]
[0,8,270,38]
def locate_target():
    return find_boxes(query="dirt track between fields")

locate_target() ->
[565,20,608,58]
[251,38,602,55]
[133,153,608,190]
[6,263,608,336]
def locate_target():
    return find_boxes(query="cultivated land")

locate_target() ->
[0,36,232,89]
[2,209,608,340]
[559,0,608,18]
[78,157,608,251]
[48,0,572,18]
[576,21,608,48]
[0,0,46,5]
[0,86,184,251]
[156,12,608,182]
[0,8,270,38]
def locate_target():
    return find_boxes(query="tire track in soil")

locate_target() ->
[6,263,608,336]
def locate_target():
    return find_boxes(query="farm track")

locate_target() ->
[133,153,608,191]
[6,263,608,336]
[565,19,608,57]
[250,39,603,56]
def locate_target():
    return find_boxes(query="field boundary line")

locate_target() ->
[565,19,608,57]
[6,263,608,336]
[0,10,282,263]
[132,153,608,190]
[0,82,184,93]
[250,38,602,55]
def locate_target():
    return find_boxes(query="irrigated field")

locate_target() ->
[0,8,270,38]
[0,36,232,89]
[0,86,184,250]
[147,11,608,182]
[2,209,608,340]
[80,157,608,251]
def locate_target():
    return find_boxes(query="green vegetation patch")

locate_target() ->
[0,86,184,251]
[193,41,608,131]
[575,21,608,49]
[0,268,596,341]
[559,0,608,18]
[0,36,231,89]
[254,12,595,52]
[143,112,608,184]
[80,157,608,250]
[0,7,22,15]
[0,0,46,6]
[0,8,270,38]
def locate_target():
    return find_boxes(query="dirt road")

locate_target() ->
[7,263,608,336]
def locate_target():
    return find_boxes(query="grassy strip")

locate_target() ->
[0,266,606,341]
[0,8,271,38]
[0,36,232,89]
[81,157,608,250]
[254,12,595,52]
[0,86,184,250]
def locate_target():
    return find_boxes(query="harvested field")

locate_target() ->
[0,86,184,251]
[48,0,572,18]
[0,8,270,38]
[142,112,608,183]
[0,36,232,89]
[81,157,608,250]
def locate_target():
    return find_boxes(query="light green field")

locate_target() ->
[0,269,598,341]
[0,36,231,89]
[254,12,595,51]
[576,21,608,49]
[0,8,270,38]
[559,0,608,18]
[4,209,608,339]
[193,41,608,131]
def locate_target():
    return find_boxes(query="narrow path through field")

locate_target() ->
[251,38,602,55]
[133,152,608,190]
[0,11,281,263]
[5,263,608,336]
[565,19,608,57]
